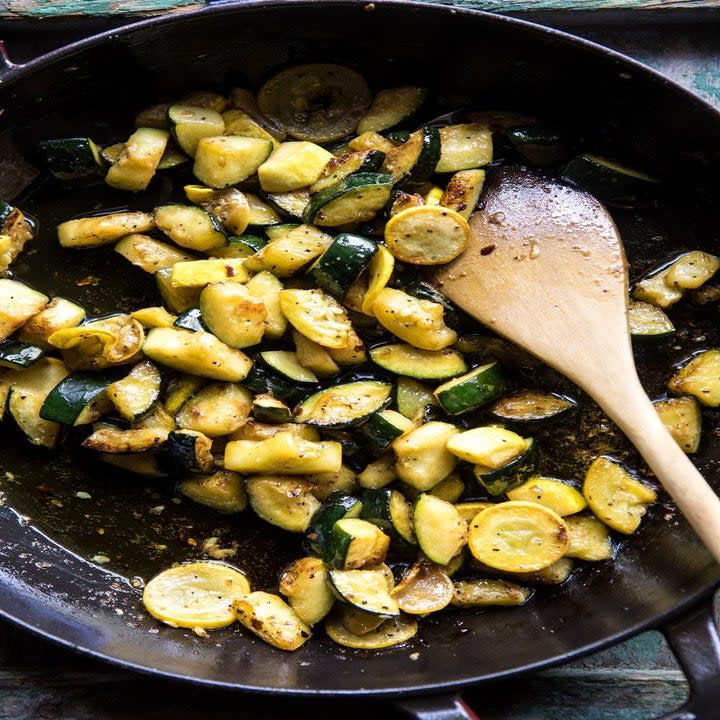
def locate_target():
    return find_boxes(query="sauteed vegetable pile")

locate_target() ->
[1,63,718,651]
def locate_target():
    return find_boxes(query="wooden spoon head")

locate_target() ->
[429,167,631,384]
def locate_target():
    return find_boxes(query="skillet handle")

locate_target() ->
[655,596,720,720]
[395,695,479,719]
[0,41,18,83]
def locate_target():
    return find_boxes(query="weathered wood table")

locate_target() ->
[0,2,718,718]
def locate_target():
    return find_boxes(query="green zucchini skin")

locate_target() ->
[434,362,508,415]
[251,395,292,424]
[473,438,538,496]
[403,281,461,328]
[38,137,104,182]
[294,380,393,429]
[384,126,441,187]
[360,488,415,545]
[174,307,208,333]
[302,173,394,226]
[0,339,45,369]
[241,361,309,405]
[304,491,362,557]
[166,429,215,475]
[358,409,411,456]
[40,370,123,426]
[559,153,658,206]
[306,232,377,299]
[505,125,567,167]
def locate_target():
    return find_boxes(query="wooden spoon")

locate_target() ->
[429,166,720,564]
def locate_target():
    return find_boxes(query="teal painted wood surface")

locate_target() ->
[1,0,719,18]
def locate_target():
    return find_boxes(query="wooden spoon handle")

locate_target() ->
[594,374,720,565]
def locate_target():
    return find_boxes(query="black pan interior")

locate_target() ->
[0,0,718,696]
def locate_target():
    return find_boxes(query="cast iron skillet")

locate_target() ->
[0,2,719,718]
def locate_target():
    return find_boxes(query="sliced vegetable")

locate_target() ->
[473,438,537,496]
[360,487,415,545]
[435,123,492,173]
[564,514,614,561]
[38,137,104,181]
[667,349,720,407]
[105,359,161,421]
[105,127,169,191]
[279,288,353,349]
[654,395,702,453]
[40,370,121,425]
[382,126,441,185]
[199,282,267,349]
[0,279,49,341]
[582,456,657,534]
[0,340,44,369]
[357,86,426,134]
[193,135,273,188]
[304,491,363,557]
[306,233,377,299]
[324,614,417,650]
[279,556,335,625]
[490,390,574,424]
[434,362,507,415]
[440,168,486,220]
[177,469,248,513]
[225,432,342,475]
[257,63,371,143]
[467,501,569,572]
[167,104,225,156]
[258,141,333,192]
[506,476,587,516]
[391,560,454,615]
[175,382,252,437]
[451,578,531,607]
[115,234,196,273]
[325,518,391,570]
[234,592,312,651]
[293,380,392,429]
[153,205,226,252]
[329,567,398,614]
[166,429,215,475]
[252,394,293,424]
[446,426,529,467]
[247,224,332,277]
[246,475,322,531]
[303,173,394,227]
[413,493,467,565]
[357,408,415,456]
[627,300,675,338]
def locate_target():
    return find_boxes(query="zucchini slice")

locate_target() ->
[435,123,493,173]
[175,382,253,437]
[559,153,658,205]
[393,421,460,491]
[18,298,85,350]
[210,234,266,259]
[241,361,306,405]
[564,514,614,561]
[6,359,70,447]
[304,490,363,557]
[279,288,354,349]
[257,63,371,143]
[361,245,395,316]
[222,108,281,149]
[82,424,170,453]
[447,426,528,468]
[153,204,226,252]
[467,501,569,572]
[325,518,391,570]
[413,493,468,566]
[582,457,657,534]
[627,300,675,338]
[306,233,377,300]
[38,137,104,182]
[246,224,333,277]
[434,362,508,415]
[391,560,454,615]
[309,149,385,194]
[245,475,322,531]
[324,614,417,650]
[372,287,457,351]
[177,469,248,513]
[0,279,49,342]
[667,349,720,407]
[303,173,394,227]
[252,394,293,424]
[0,201,34,272]
[200,282,267,348]
[293,330,339,379]
[490,389,575,424]
[155,269,201,313]
[279,556,335,626]
[142,327,252,382]
[199,282,267,349]
[234,591,312,651]
[245,270,285,340]
[258,141,334,193]
[258,350,318,384]
[357,86,426,134]
[360,487,415,545]
[40,370,122,426]
[265,190,311,222]
[395,376,439,422]
[167,429,215,475]
[451,578,531,607]
[167,104,225,156]
[115,234,196,273]
[329,567,398,615]
[370,343,467,380]
[225,433,342,475]
[293,380,392,429]
[382,126,441,185]
[173,307,207,333]
[473,438,537,496]
[105,127,169,191]
[186,186,252,236]
[506,476,587,516]
[384,205,469,265]
[143,561,250,629]
[0,340,44,369]
[106,359,161,421]
[193,135,273,188]
[440,168,486,220]
[358,408,414,456]
[654,395,702,454]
